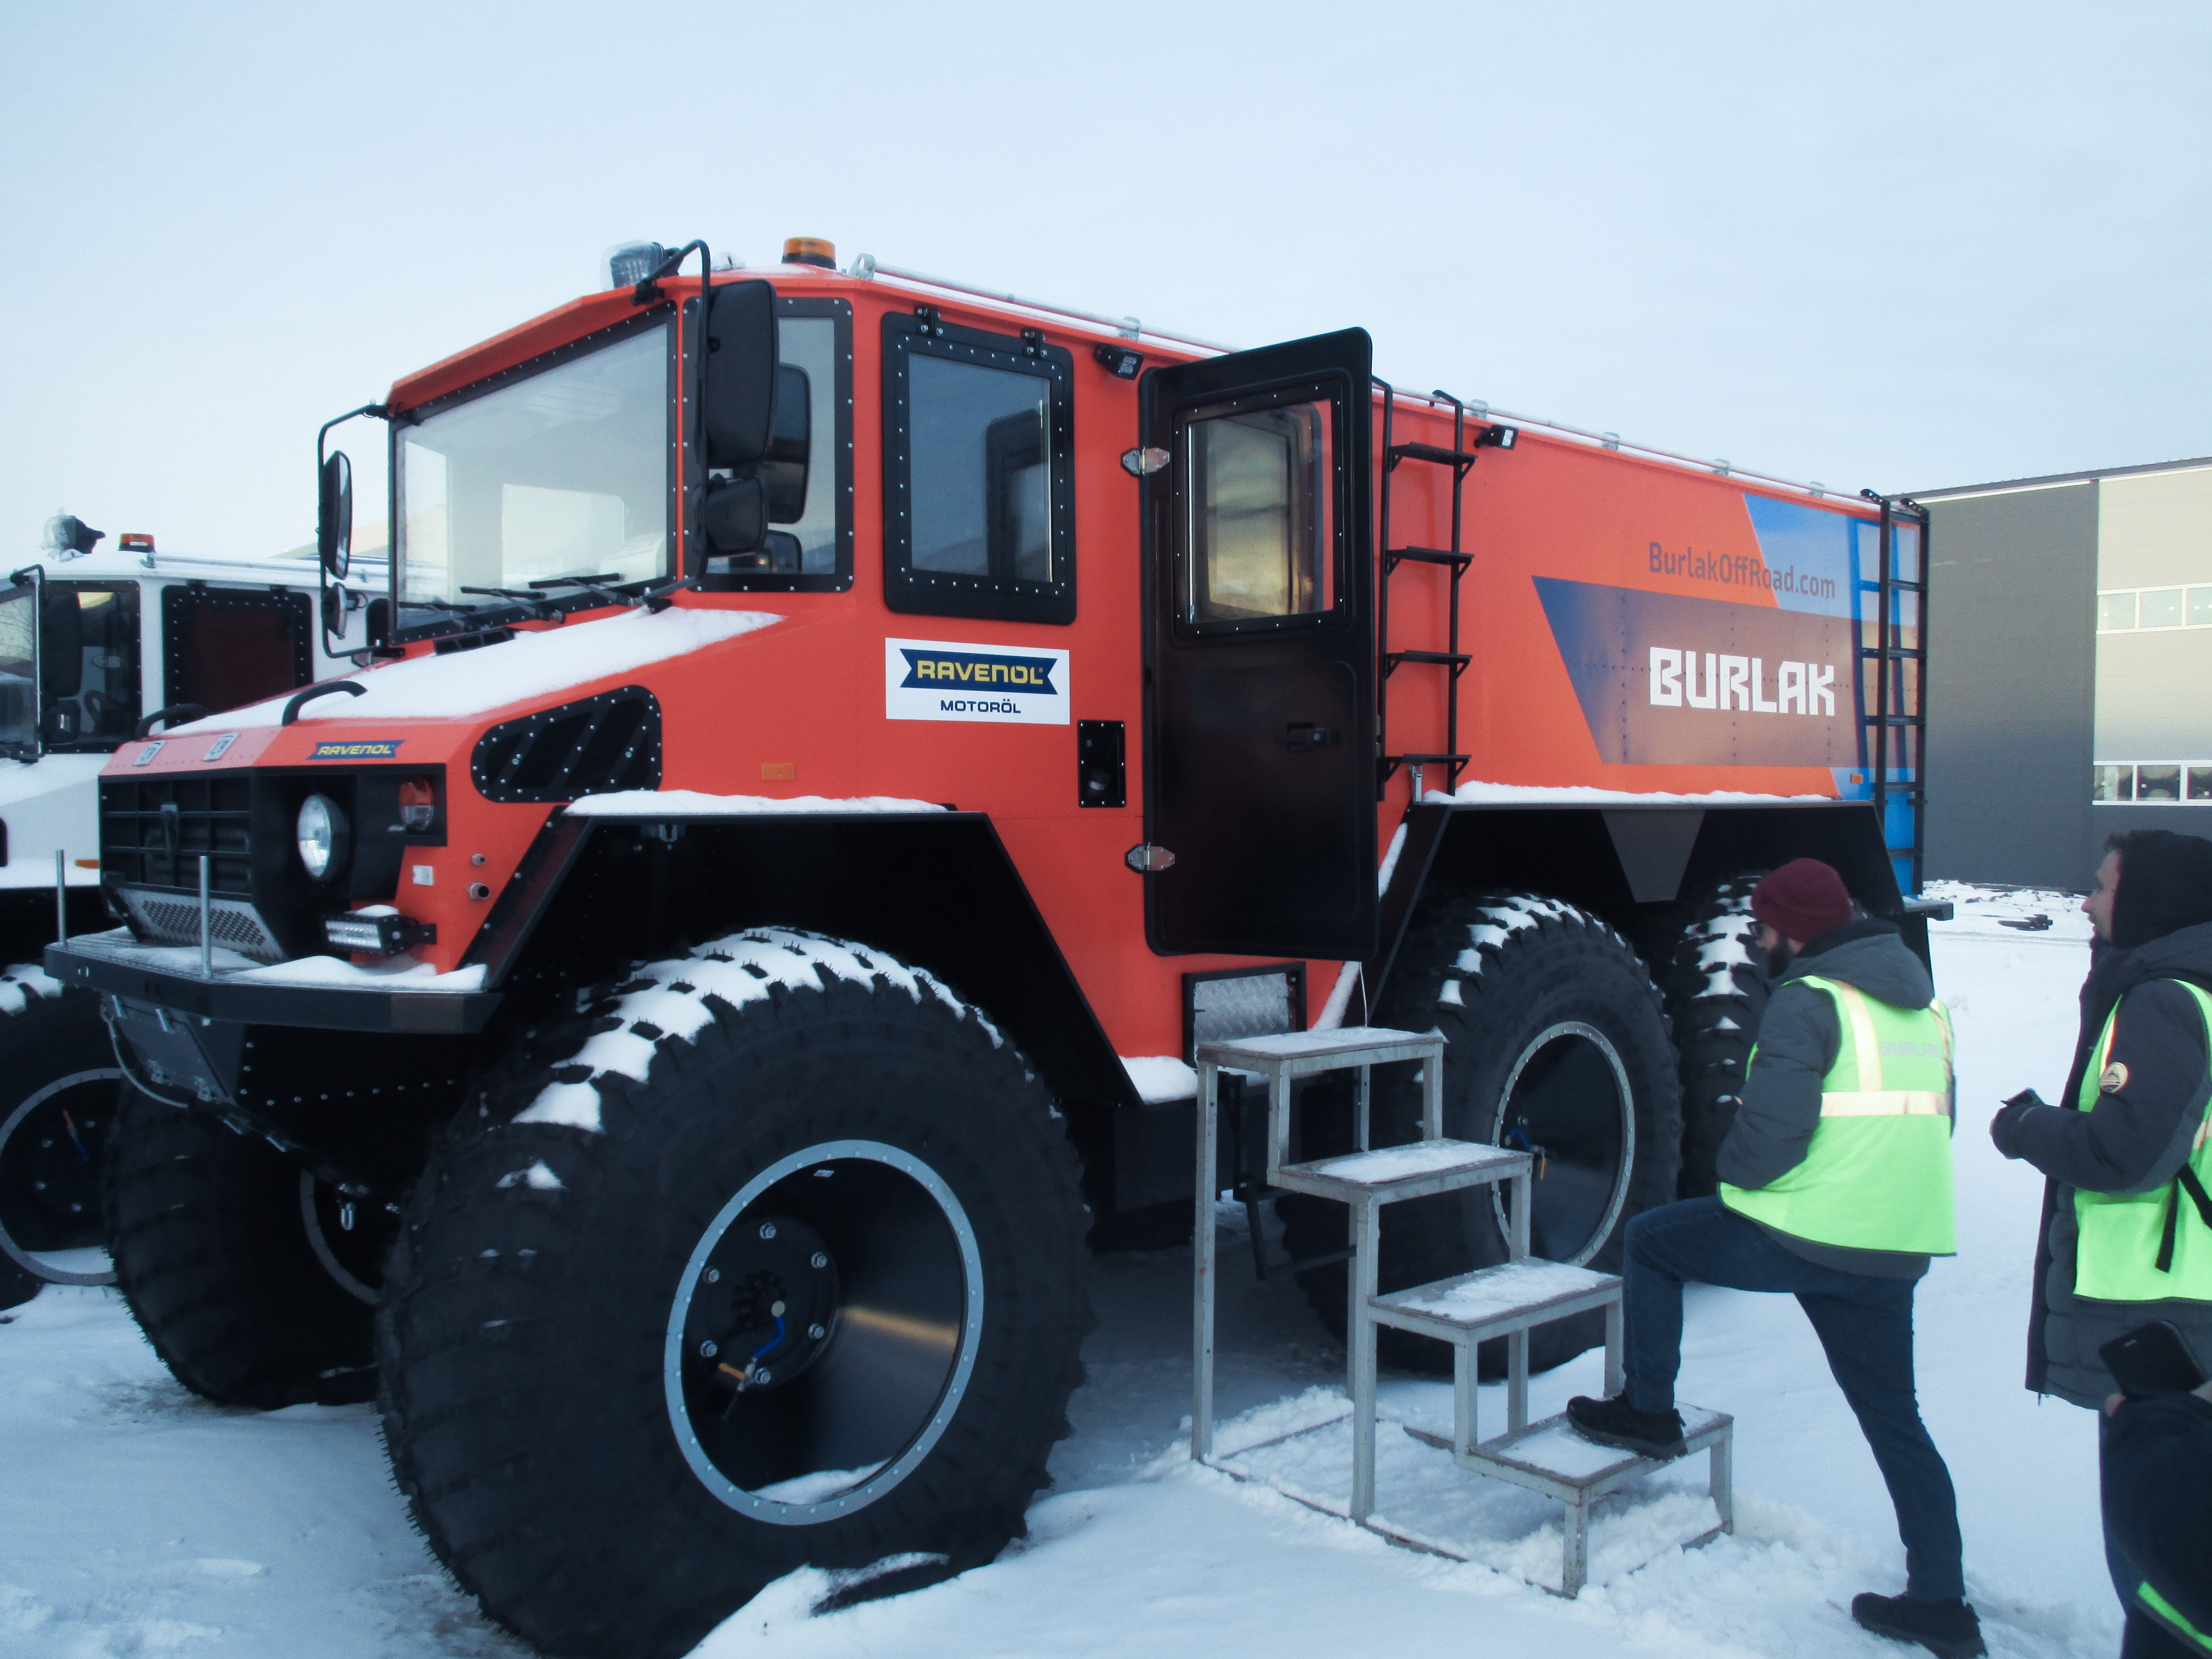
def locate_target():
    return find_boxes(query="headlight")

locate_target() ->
[297,794,349,881]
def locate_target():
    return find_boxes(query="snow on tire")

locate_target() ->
[377,928,1092,1659]
[1280,892,1681,1376]
[1661,874,1770,1198]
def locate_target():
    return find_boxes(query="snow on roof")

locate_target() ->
[164,604,780,733]
[564,790,947,817]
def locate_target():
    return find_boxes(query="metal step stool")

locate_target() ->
[1190,1023,1733,1596]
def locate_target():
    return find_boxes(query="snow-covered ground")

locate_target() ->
[0,885,2120,1659]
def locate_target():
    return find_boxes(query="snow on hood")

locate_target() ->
[167,605,782,733]
[564,790,948,817]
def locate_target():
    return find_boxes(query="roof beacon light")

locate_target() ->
[607,241,667,290]
[120,533,155,553]
[783,237,836,269]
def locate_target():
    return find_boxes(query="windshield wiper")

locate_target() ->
[527,574,633,609]
[458,586,563,620]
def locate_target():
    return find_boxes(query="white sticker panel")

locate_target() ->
[884,637,1070,725]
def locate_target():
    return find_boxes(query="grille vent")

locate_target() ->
[471,686,662,805]
[119,888,286,962]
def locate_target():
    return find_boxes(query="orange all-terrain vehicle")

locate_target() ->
[50,237,1939,1658]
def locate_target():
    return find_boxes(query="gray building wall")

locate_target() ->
[1923,483,2098,889]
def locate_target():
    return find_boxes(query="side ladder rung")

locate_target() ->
[1385,544,1473,571]
[1386,649,1472,673]
[1387,441,1477,470]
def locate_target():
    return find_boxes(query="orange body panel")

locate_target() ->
[111,270,1885,1063]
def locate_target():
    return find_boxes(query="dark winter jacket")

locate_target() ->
[2104,1387,2212,1645]
[1717,918,1946,1279]
[1993,918,2212,1407]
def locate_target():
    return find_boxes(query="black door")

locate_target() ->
[1142,329,1377,960]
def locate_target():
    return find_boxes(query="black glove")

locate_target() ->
[1990,1089,2044,1158]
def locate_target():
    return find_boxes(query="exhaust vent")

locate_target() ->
[472,687,662,805]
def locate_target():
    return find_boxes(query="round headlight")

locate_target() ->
[297,794,348,881]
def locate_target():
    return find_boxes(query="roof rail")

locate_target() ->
[846,253,1887,508]
[1385,387,1882,509]
[847,254,1236,356]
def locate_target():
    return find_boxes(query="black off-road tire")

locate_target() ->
[0,974,121,1281]
[105,1084,387,1407]
[1280,892,1682,1376]
[1661,875,1770,1198]
[378,929,1093,1659]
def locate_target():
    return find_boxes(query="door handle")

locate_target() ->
[1281,724,1340,751]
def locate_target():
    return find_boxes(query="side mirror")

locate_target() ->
[701,476,767,556]
[40,588,82,699]
[700,281,780,469]
[761,363,811,524]
[318,451,353,580]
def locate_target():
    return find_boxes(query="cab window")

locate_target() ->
[163,584,313,716]
[42,582,141,752]
[1182,397,1335,627]
[699,297,854,593]
[882,313,1074,624]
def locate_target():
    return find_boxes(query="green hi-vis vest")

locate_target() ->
[2141,1581,2212,1654]
[2072,980,2212,1302]
[1719,974,1957,1255]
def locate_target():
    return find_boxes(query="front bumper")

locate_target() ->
[45,928,502,1035]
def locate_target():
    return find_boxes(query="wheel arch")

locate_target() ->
[465,807,1139,1129]
[1370,799,1911,1005]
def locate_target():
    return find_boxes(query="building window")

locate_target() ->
[2097,585,2212,631]
[2140,764,2183,801]
[2093,762,2212,803]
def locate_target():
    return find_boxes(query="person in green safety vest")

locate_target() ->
[1568,857,1981,1659]
[1990,828,2212,1635]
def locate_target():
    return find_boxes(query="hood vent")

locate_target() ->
[471,686,662,804]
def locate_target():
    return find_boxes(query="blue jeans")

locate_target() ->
[1621,1196,1966,1602]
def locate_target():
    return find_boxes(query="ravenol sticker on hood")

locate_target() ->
[886,639,1069,725]
[309,739,404,760]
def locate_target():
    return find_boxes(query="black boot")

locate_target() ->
[1851,1592,1985,1659]
[1564,1393,1687,1458]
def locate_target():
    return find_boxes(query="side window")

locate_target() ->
[882,313,1075,624]
[163,585,313,716]
[41,582,142,752]
[699,297,854,593]
[1183,400,1335,625]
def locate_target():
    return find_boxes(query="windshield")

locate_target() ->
[0,583,36,756]
[397,322,670,620]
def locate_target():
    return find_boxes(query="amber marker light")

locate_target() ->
[783,237,836,269]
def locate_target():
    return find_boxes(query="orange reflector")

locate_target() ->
[782,238,836,269]
[73,858,99,868]
[761,762,797,781]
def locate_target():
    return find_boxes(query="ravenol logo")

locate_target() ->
[309,739,404,760]
[885,639,1070,726]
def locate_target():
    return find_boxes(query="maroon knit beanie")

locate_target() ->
[1750,858,1854,944]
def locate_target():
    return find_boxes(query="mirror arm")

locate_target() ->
[315,402,389,658]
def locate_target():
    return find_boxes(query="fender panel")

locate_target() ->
[461,808,1141,1131]
[1369,799,1909,1005]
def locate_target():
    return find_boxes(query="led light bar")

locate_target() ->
[322,911,436,956]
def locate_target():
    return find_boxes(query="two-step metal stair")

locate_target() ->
[1190,1024,1732,1595]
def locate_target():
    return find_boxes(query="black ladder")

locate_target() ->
[1376,381,1478,798]
[1859,494,1932,892]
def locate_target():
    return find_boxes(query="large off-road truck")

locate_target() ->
[0,524,381,1304]
[48,239,1936,1656]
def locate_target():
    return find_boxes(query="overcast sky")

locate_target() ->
[4,1,2207,560]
